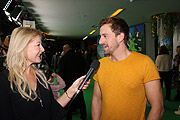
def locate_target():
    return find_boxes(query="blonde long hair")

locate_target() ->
[6,27,49,101]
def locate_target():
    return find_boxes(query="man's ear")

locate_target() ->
[117,33,125,44]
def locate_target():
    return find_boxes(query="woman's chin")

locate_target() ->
[34,59,41,64]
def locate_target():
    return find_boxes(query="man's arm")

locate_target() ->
[145,80,164,120]
[91,81,102,120]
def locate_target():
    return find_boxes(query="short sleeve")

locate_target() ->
[93,70,98,82]
[143,56,160,83]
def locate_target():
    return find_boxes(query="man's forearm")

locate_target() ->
[147,106,164,120]
[91,99,102,120]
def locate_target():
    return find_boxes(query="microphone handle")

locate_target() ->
[78,68,94,90]
[73,68,94,100]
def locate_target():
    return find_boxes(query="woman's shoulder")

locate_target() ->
[0,68,9,78]
[0,68,9,84]
[0,68,10,90]
[157,54,171,58]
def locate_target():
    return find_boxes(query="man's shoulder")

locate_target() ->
[132,52,151,60]
[129,52,156,66]
[99,56,109,62]
[132,51,146,57]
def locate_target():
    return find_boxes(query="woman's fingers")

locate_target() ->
[82,79,91,89]
[85,79,91,85]
[82,84,89,90]
[76,75,86,84]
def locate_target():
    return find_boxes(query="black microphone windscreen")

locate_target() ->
[90,60,100,70]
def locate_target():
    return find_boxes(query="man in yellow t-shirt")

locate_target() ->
[91,17,164,120]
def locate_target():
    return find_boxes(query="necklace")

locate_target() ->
[37,87,44,107]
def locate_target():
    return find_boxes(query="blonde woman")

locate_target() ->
[0,27,90,120]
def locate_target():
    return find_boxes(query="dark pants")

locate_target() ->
[174,90,180,101]
[159,71,172,100]
[173,72,180,101]
[65,91,87,120]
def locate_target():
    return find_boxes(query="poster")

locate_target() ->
[128,24,145,54]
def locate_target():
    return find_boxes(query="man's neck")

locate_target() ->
[110,45,131,62]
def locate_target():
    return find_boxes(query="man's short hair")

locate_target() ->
[99,17,129,44]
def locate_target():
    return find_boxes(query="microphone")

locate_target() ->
[73,60,100,98]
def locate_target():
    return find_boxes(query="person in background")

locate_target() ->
[173,45,180,101]
[0,27,90,120]
[51,51,58,72]
[58,44,87,120]
[173,45,180,115]
[91,17,164,120]
[155,45,172,101]
[48,72,66,100]
[84,49,92,73]
[0,35,10,72]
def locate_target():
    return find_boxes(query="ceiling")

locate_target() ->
[20,0,180,40]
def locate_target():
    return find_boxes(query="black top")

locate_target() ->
[0,69,66,120]
[0,56,6,72]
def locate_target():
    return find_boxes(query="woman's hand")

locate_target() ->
[51,73,58,78]
[67,75,91,98]
[48,73,57,83]
[56,75,91,107]
[48,76,54,83]
[73,75,91,91]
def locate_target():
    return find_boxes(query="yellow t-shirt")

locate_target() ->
[93,52,160,120]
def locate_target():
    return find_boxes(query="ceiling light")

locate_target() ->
[41,32,51,35]
[83,9,123,40]
[109,9,124,17]
[83,36,88,40]
[89,30,96,35]
[46,39,55,41]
